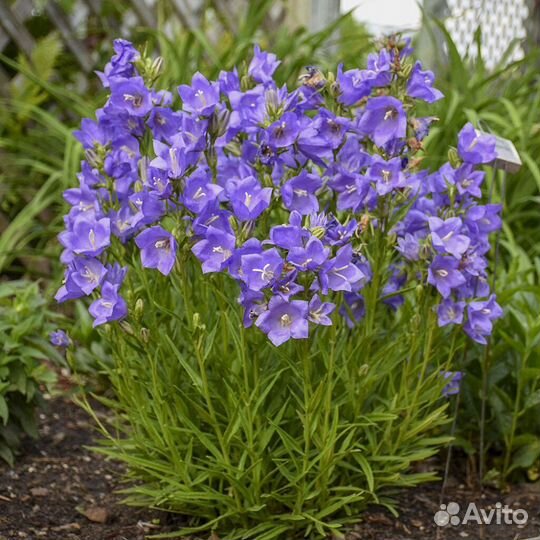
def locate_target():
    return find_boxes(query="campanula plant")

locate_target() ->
[57,37,503,539]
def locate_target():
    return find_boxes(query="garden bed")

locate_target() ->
[0,398,538,540]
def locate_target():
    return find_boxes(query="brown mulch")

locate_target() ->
[0,398,539,540]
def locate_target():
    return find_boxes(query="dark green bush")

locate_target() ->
[0,281,60,464]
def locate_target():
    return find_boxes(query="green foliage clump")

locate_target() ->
[458,248,540,483]
[87,258,454,540]
[416,20,540,482]
[0,281,58,465]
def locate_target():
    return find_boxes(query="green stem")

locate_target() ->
[364,207,387,359]
[319,325,337,504]
[479,340,492,486]
[396,300,437,451]
[296,339,312,513]
[194,341,243,514]
[502,352,526,480]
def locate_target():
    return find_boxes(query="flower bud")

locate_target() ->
[228,215,239,236]
[265,88,280,117]
[399,62,412,78]
[120,321,135,336]
[448,147,461,168]
[150,56,164,80]
[135,298,144,321]
[192,312,206,332]
[141,327,150,344]
[138,157,149,184]
[358,364,369,377]
[241,74,251,92]
[85,148,102,169]
[312,226,326,240]
[209,108,231,139]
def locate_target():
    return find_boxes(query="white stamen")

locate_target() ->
[384,108,396,121]
[331,264,349,281]
[123,93,143,108]
[280,314,292,327]
[194,187,206,200]
[253,263,274,282]
[81,266,99,284]
[155,239,170,250]
[212,245,232,261]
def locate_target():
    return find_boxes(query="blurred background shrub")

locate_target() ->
[0,280,59,464]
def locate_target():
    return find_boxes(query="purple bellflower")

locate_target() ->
[255,296,308,346]
[135,226,177,275]
[357,96,407,147]
[89,282,128,327]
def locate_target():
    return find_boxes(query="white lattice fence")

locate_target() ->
[445,0,529,68]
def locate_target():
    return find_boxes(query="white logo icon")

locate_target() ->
[434,502,461,526]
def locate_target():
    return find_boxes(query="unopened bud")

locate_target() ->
[141,327,150,343]
[135,299,144,321]
[399,62,412,78]
[265,89,280,116]
[448,147,461,168]
[312,226,326,239]
[209,108,231,138]
[150,56,164,80]
[228,215,239,235]
[138,157,149,185]
[241,74,251,92]
[85,148,101,169]
[120,321,135,336]
[192,312,206,331]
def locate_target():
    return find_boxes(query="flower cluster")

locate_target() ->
[56,38,502,346]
